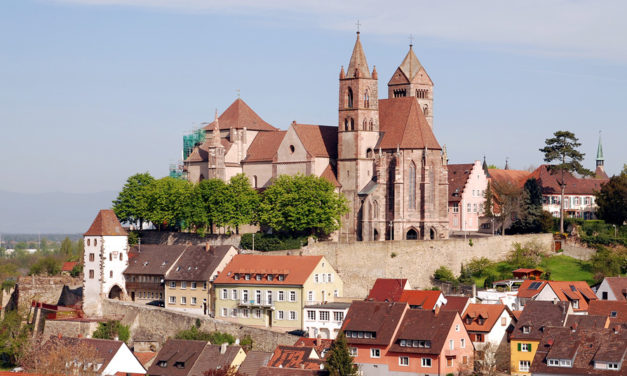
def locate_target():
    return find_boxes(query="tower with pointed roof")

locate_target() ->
[595,131,608,179]
[337,32,381,240]
[207,109,226,180]
[387,44,434,128]
[83,209,129,316]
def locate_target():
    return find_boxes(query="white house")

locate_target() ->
[596,277,627,301]
[534,281,598,313]
[462,303,514,351]
[83,209,129,316]
[303,302,351,339]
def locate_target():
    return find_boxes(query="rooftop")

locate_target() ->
[213,254,324,286]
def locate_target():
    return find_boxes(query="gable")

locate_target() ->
[276,126,311,162]
[388,67,410,86]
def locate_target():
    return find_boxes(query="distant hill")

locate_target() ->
[0,190,118,234]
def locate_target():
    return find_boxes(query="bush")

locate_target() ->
[127,231,140,246]
[92,320,130,343]
[433,266,456,283]
[28,256,61,276]
[240,233,308,252]
[175,327,240,346]
[70,263,83,278]
[590,246,627,280]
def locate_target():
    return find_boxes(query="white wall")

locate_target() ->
[102,342,146,375]
[483,309,512,349]
[596,279,618,300]
[535,284,559,303]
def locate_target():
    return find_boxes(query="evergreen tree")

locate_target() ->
[325,331,357,376]
[484,181,494,217]
[539,131,593,233]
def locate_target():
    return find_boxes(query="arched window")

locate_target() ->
[406,229,418,240]
[423,105,429,116]
[366,148,373,158]
[409,162,416,209]
[364,90,370,108]
[344,118,348,131]
[369,119,374,131]
[253,175,258,188]
[363,119,367,130]
[347,87,354,108]
[373,200,379,219]
[430,228,436,240]
[350,118,355,131]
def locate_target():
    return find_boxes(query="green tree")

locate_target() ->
[28,256,61,276]
[595,170,627,227]
[196,179,230,233]
[433,266,457,283]
[143,177,194,230]
[75,238,84,259]
[484,181,494,217]
[0,311,31,367]
[92,320,130,343]
[539,131,593,233]
[226,174,260,234]
[112,172,155,229]
[259,174,349,236]
[325,331,357,376]
[510,178,544,234]
[59,237,73,257]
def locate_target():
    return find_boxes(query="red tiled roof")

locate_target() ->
[528,164,608,195]
[342,301,408,346]
[61,261,78,272]
[389,309,459,355]
[202,98,277,132]
[511,301,570,341]
[257,368,326,376]
[399,290,443,310]
[293,337,334,359]
[319,163,341,188]
[516,279,548,299]
[544,281,597,311]
[447,164,474,202]
[488,169,530,188]
[292,124,338,159]
[588,300,627,323]
[244,131,286,162]
[378,97,441,150]
[84,209,127,236]
[441,296,470,314]
[267,346,323,370]
[366,278,408,302]
[604,277,627,301]
[213,255,323,286]
[462,304,509,333]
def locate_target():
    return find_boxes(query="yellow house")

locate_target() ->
[213,254,343,332]
[510,300,572,376]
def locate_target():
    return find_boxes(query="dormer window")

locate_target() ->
[256,274,262,281]
[522,326,531,334]
[477,318,485,325]
[572,300,579,309]
[267,275,273,281]
[234,274,240,280]
[158,361,167,368]
[610,311,617,318]
[245,274,251,280]
[174,361,185,369]
[278,275,285,281]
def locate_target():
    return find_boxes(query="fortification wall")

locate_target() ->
[140,230,242,247]
[43,320,101,340]
[250,234,553,297]
[13,275,81,315]
[100,300,298,352]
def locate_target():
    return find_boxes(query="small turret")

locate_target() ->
[340,66,345,79]
[372,66,378,80]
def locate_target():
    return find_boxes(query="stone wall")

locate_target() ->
[12,275,82,315]
[43,319,101,340]
[561,240,596,260]
[100,300,298,352]
[249,233,553,297]
[139,230,242,247]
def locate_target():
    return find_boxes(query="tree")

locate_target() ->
[59,237,73,257]
[143,177,194,230]
[28,256,61,276]
[75,239,84,259]
[540,131,593,233]
[491,178,523,234]
[20,336,100,375]
[112,172,155,229]
[92,320,130,343]
[509,178,544,234]
[259,174,349,236]
[196,179,230,233]
[595,170,627,227]
[483,181,494,217]
[225,174,260,234]
[325,331,357,376]
[0,311,31,367]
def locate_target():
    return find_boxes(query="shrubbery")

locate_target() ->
[240,233,308,251]
[92,320,130,343]
[175,327,253,351]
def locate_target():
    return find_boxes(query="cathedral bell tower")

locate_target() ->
[337,32,380,240]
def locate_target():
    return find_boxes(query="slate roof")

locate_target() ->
[148,339,207,376]
[399,290,443,310]
[267,346,323,370]
[462,304,509,333]
[292,124,338,159]
[441,296,470,314]
[588,300,627,323]
[84,209,128,236]
[213,255,323,286]
[342,301,408,346]
[528,164,608,195]
[366,278,408,302]
[378,97,441,150]
[388,310,459,355]
[202,98,277,132]
[237,351,272,376]
[447,164,474,202]
[166,245,235,281]
[124,245,188,276]
[511,301,570,341]
[243,131,286,162]
[604,277,627,301]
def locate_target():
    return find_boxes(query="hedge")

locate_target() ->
[240,233,308,252]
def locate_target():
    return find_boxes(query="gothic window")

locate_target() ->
[347,87,354,108]
[409,162,416,209]
[364,90,370,108]
[366,148,373,158]
[350,118,355,131]
[406,229,418,240]
[416,89,428,99]
[369,119,374,131]
[363,119,367,130]
[424,105,429,116]
[344,118,348,131]
[393,89,407,98]
[373,200,379,219]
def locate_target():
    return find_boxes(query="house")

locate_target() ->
[441,295,470,314]
[530,326,627,375]
[293,337,334,359]
[61,261,78,275]
[237,351,272,376]
[481,168,531,234]
[447,161,488,232]
[477,289,518,310]
[510,301,572,376]
[267,345,325,370]
[213,255,342,332]
[462,304,515,351]
[596,276,627,301]
[342,301,473,375]
[257,367,328,375]
[588,300,627,324]
[303,301,351,339]
[399,289,447,310]
[512,268,543,280]
[534,281,597,313]
[147,339,246,376]
[515,280,549,310]
[366,278,410,302]
[164,245,237,315]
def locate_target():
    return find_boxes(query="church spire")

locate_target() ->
[596,131,604,166]
[346,32,370,79]
[212,109,222,148]
[398,43,423,81]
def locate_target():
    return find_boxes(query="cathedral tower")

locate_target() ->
[338,32,380,240]
[387,44,434,128]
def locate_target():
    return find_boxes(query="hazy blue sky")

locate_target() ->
[1,0,626,194]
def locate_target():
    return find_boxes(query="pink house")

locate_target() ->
[448,161,488,232]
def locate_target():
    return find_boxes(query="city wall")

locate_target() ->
[11,275,82,315]
[139,230,242,246]
[250,233,554,297]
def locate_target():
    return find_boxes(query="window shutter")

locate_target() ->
[528,343,532,351]
[517,343,521,351]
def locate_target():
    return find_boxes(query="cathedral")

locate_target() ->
[185,32,449,241]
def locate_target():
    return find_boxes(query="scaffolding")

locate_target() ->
[182,128,206,160]
[169,163,184,179]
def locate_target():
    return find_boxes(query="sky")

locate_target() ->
[1,0,626,195]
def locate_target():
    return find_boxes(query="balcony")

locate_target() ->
[125,282,163,291]
[237,298,274,308]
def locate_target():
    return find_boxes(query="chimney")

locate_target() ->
[221,342,227,354]
[472,283,477,299]
[315,335,321,347]
[205,243,210,252]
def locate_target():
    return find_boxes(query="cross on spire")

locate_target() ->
[356,19,361,34]
[409,34,414,47]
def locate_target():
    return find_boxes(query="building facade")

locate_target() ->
[303,302,351,340]
[447,161,488,232]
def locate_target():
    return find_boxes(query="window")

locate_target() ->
[181,297,186,305]
[422,358,432,367]
[452,203,459,213]
[364,90,370,108]
[334,311,344,321]
[119,253,123,261]
[242,308,249,318]
[170,281,176,288]
[109,270,113,278]
[347,87,353,108]
[87,239,91,246]
[278,291,285,301]
[334,290,339,297]
[191,282,197,289]
[278,275,284,281]
[267,274,273,281]
[181,281,186,289]
[242,290,249,302]
[461,338,465,348]
[522,326,531,334]
[467,203,472,213]
[89,270,94,279]
[234,274,240,280]
[256,274,262,281]
[191,297,197,305]
[548,359,559,366]
[245,274,250,280]
[231,308,238,317]
[222,289,228,299]
[409,162,416,209]
[308,291,314,301]
[221,308,227,317]
[315,274,319,283]
[449,340,454,350]
[289,291,296,302]
[519,360,530,372]
[520,343,531,352]
[447,358,454,367]
[89,253,95,262]
[455,324,460,332]
[370,348,380,358]
[473,203,478,212]
[289,311,296,320]
[307,310,316,320]
[320,311,330,321]
[501,317,507,326]
[572,300,579,309]
[277,310,284,320]
[109,253,112,261]
[608,363,619,370]
[399,356,409,366]
[267,290,273,304]
[254,309,261,319]
[169,296,176,304]
[232,289,238,300]
[560,359,572,367]
[349,347,357,356]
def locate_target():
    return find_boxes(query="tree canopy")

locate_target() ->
[595,168,627,227]
[225,174,260,233]
[112,172,155,229]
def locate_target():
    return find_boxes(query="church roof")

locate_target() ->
[320,163,341,188]
[84,209,127,236]
[398,46,423,81]
[202,98,277,132]
[378,97,441,150]
[185,138,232,163]
[292,124,338,159]
[244,131,286,162]
[346,33,371,79]
[447,163,475,202]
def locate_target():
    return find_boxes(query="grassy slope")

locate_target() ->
[539,255,595,285]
